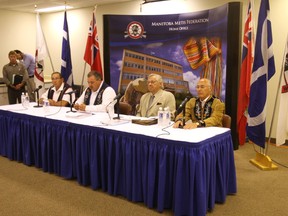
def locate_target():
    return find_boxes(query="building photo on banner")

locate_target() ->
[1,0,288,216]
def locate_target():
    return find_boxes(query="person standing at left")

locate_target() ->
[2,50,29,104]
[14,50,36,102]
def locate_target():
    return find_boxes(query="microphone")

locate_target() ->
[106,93,122,108]
[64,89,77,95]
[33,85,42,93]
[176,96,190,114]
[113,93,122,101]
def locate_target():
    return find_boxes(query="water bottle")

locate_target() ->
[24,92,30,108]
[158,107,164,126]
[43,99,50,113]
[21,92,25,107]
[164,107,170,126]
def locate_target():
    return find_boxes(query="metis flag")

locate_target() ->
[35,13,48,96]
[84,8,103,77]
[276,35,288,146]
[61,11,74,86]
[247,0,275,148]
[237,0,254,145]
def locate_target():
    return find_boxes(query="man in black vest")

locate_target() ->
[39,72,74,107]
[74,71,116,112]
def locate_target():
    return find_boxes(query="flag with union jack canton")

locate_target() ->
[247,0,275,148]
[84,8,103,77]
[237,0,254,145]
[61,11,74,86]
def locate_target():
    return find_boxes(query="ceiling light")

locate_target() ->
[35,5,73,13]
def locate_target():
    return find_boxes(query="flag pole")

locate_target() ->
[247,0,277,171]
[80,62,87,95]
[38,13,54,72]
[266,52,285,155]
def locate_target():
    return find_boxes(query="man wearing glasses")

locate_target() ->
[136,73,176,118]
[173,78,224,129]
[39,72,74,107]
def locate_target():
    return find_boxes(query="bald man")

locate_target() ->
[174,78,224,129]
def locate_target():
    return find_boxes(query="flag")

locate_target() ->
[61,11,74,86]
[237,0,254,145]
[35,13,48,97]
[84,8,103,76]
[247,0,275,148]
[276,35,288,146]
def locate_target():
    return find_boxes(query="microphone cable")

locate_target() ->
[44,104,63,117]
[155,122,174,138]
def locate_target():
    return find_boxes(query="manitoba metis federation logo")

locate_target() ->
[124,21,146,39]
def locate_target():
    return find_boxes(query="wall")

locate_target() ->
[0,0,287,140]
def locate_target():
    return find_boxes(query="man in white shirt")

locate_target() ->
[39,72,74,107]
[74,71,116,112]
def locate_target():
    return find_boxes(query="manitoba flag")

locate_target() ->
[237,0,254,145]
[84,8,103,77]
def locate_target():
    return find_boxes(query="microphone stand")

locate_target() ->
[33,90,42,108]
[113,99,120,120]
[182,103,186,127]
[178,101,187,129]
[66,93,76,113]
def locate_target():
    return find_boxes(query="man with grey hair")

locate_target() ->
[136,73,176,118]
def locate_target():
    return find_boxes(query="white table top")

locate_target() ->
[0,103,230,143]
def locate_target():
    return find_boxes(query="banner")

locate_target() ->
[237,0,254,145]
[276,35,288,146]
[35,13,48,97]
[247,0,275,148]
[104,4,229,113]
[61,11,74,86]
[84,8,103,76]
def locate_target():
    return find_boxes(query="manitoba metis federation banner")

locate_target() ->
[104,3,229,110]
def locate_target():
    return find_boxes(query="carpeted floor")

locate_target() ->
[0,142,287,216]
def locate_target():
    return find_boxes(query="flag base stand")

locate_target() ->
[249,152,278,171]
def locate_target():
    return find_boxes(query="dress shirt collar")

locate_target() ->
[52,82,65,93]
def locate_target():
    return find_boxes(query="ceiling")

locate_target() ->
[0,0,133,13]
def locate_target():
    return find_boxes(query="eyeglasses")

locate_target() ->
[196,85,208,89]
[51,77,60,80]
[147,80,158,84]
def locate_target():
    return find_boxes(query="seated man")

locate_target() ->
[173,78,224,129]
[74,71,116,112]
[136,73,176,118]
[39,72,74,107]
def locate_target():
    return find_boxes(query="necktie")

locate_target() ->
[146,95,154,117]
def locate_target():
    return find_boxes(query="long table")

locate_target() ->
[0,104,237,216]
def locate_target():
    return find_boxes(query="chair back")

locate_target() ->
[222,114,231,128]
[119,102,132,115]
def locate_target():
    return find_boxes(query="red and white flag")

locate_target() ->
[84,8,103,77]
[276,35,288,146]
[35,13,48,96]
[237,0,254,145]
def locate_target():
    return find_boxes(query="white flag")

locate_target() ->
[34,13,48,97]
[276,35,288,146]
